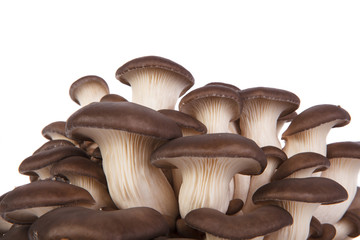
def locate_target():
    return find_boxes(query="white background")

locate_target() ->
[0,0,360,230]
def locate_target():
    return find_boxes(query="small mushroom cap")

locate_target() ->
[33,140,75,155]
[158,109,207,134]
[308,222,336,240]
[226,198,244,215]
[115,56,194,97]
[28,206,169,240]
[282,104,351,138]
[176,218,205,239]
[253,177,348,204]
[327,141,360,159]
[278,111,298,122]
[50,156,107,186]
[205,82,241,93]
[309,216,323,238]
[151,133,267,175]
[69,75,109,105]
[184,205,293,239]
[41,121,67,140]
[343,209,360,237]
[241,87,300,118]
[100,94,128,102]
[271,152,330,180]
[179,85,243,121]
[19,146,88,176]
[0,180,95,224]
[261,146,287,162]
[66,102,182,142]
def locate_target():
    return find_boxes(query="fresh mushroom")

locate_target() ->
[115,56,194,110]
[41,121,79,145]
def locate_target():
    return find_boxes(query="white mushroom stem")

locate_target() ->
[286,167,322,179]
[333,218,355,240]
[125,69,189,110]
[233,174,250,209]
[240,100,285,148]
[282,120,340,158]
[175,157,251,218]
[265,202,320,240]
[33,166,53,180]
[73,82,109,106]
[205,233,228,240]
[77,128,178,219]
[0,217,12,234]
[45,132,79,146]
[314,158,360,224]
[242,156,280,213]
[186,98,239,134]
[67,175,115,210]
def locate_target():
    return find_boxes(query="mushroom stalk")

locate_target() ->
[265,202,319,240]
[80,128,178,219]
[125,69,190,110]
[333,218,355,240]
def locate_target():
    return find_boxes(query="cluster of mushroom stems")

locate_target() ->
[1,55,360,240]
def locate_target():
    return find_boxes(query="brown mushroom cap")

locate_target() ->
[278,111,298,122]
[343,209,360,237]
[262,146,287,163]
[179,84,243,121]
[253,177,348,204]
[66,102,182,142]
[158,109,207,135]
[0,225,30,240]
[33,140,75,155]
[100,94,128,103]
[226,198,244,215]
[0,180,95,224]
[271,152,330,180]
[308,222,336,240]
[50,156,107,186]
[69,75,109,105]
[151,133,267,175]
[115,56,194,97]
[327,141,360,159]
[19,146,89,177]
[28,206,169,240]
[184,205,293,239]
[241,87,300,118]
[282,104,351,138]
[41,121,67,140]
[205,82,241,94]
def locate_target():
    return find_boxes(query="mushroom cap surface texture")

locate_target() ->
[327,141,360,159]
[100,93,128,102]
[66,101,182,142]
[184,206,293,239]
[69,75,109,105]
[241,87,300,117]
[28,206,169,240]
[253,177,348,204]
[151,133,267,174]
[282,104,351,138]
[41,121,67,140]
[115,55,194,97]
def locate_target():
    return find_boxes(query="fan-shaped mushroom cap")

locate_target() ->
[308,223,336,240]
[41,121,78,145]
[0,180,95,224]
[184,206,292,240]
[205,82,241,94]
[100,93,128,102]
[33,139,75,154]
[152,133,266,217]
[272,152,330,180]
[0,225,30,240]
[115,56,194,110]
[69,75,110,106]
[28,206,169,240]
[19,146,88,180]
[282,104,351,157]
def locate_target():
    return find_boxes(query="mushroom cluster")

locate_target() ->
[1,55,360,240]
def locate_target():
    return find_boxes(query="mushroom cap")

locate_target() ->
[115,55,194,97]
[253,177,348,204]
[0,225,30,240]
[19,146,89,176]
[226,198,244,215]
[184,205,292,239]
[69,75,109,105]
[205,82,241,93]
[308,222,336,240]
[66,102,182,142]
[28,206,169,240]
[327,141,360,159]
[179,84,243,121]
[0,180,95,224]
[50,156,107,186]
[271,152,330,180]
[41,121,67,140]
[158,109,207,134]
[151,133,267,175]
[176,218,205,239]
[33,139,75,154]
[343,208,360,237]
[241,87,300,118]
[261,146,287,162]
[282,104,351,138]
[278,111,298,122]
[100,93,128,103]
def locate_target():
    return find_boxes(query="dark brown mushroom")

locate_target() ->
[0,225,30,240]
[100,93,128,102]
